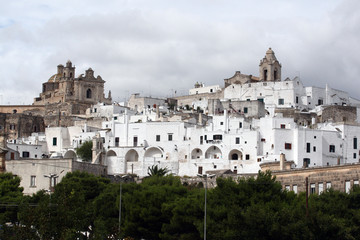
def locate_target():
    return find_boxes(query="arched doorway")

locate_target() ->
[205,146,222,159]
[125,149,139,162]
[191,148,203,159]
[228,149,243,160]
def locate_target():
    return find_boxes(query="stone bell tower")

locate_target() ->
[259,48,282,81]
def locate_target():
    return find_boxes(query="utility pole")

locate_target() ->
[197,174,216,240]
[305,177,309,217]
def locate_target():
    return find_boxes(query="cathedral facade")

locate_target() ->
[34,60,112,114]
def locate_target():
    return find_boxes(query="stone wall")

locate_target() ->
[271,163,360,194]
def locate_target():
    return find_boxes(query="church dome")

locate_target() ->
[47,73,62,82]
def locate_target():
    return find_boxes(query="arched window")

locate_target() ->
[63,73,66,77]
[86,89,92,99]
[274,69,277,80]
[70,72,73,78]
[231,153,238,160]
[264,69,268,81]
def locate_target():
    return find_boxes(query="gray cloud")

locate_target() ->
[1,0,360,105]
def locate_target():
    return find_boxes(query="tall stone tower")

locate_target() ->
[259,48,282,81]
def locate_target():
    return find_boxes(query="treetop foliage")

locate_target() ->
[0,170,360,239]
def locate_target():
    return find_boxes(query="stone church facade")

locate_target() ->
[34,60,112,115]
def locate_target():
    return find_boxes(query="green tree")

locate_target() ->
[76,140,93,162]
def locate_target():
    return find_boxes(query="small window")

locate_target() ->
[318,183,324,195]
[345,181,351,193]
[292,185,298,194]
[310,184,316,194]
[213,135,222,140]
[239,122,242,128]
[220,122,224,125]
[261,138,265,142]
[22,151,30,158]
[115,137,119,147]
[9,124,16,130]
[313,146,316,152]
[318,99,323,105]
[306,143,311,153]
[53,137,57,146]
[168,134,173,141]
[235,137,240,144]
[278,99,284,105]
[326,182,332,190]
[354,180,359,186]
[329,145,335,152]
[285,185,290,191]
[296,96,299,104]
[354,137,357,149]
[244,107,248,113]
[30,176,36,187]
[285,143,292,150]
[86,89,92,99]
[280,124,286,129]
[156,135,160,142]
[354,153,357,159]
[245,154,250,160]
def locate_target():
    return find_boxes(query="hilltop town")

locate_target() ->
[1,48,360,195]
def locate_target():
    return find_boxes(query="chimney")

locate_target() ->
[280,153,285,170]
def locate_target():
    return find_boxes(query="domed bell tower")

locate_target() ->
[259,48,281,81]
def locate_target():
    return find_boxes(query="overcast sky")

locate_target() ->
[1,0,360,104]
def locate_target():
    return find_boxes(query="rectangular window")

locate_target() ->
[318,99,323,105]
[306,143,311,153]
[220,122,224,125]
[9,124,15,130]
[354,137,358,149]
[313,146,316,152]
[278,99,284,105]
[213,135,222,140]
[168,134,173,141]
[198,166,203,175]
[354,180,359,186]
[30,176,36,187]
[280,124,286,129]
[293,185,298,194]
[115,137,119,147]
[22,151,30,158]
[318,183,324,195]
[245,154,250,160]
[296,96,299,104]
[239,122,242,128]
[354,153,357,159]
[303,158,310,167]
[326,182,332,190]
[156,135,160,142]
[235,137,240,144]
[244,107,248,113]
[200,136,203,145]
[345,181,351,193]
[52,137,57,146]
[329,145,335,152]
[310,184,316,194]
[285,143,292,150]
[133,136,138,147]
[285,185,290,191]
